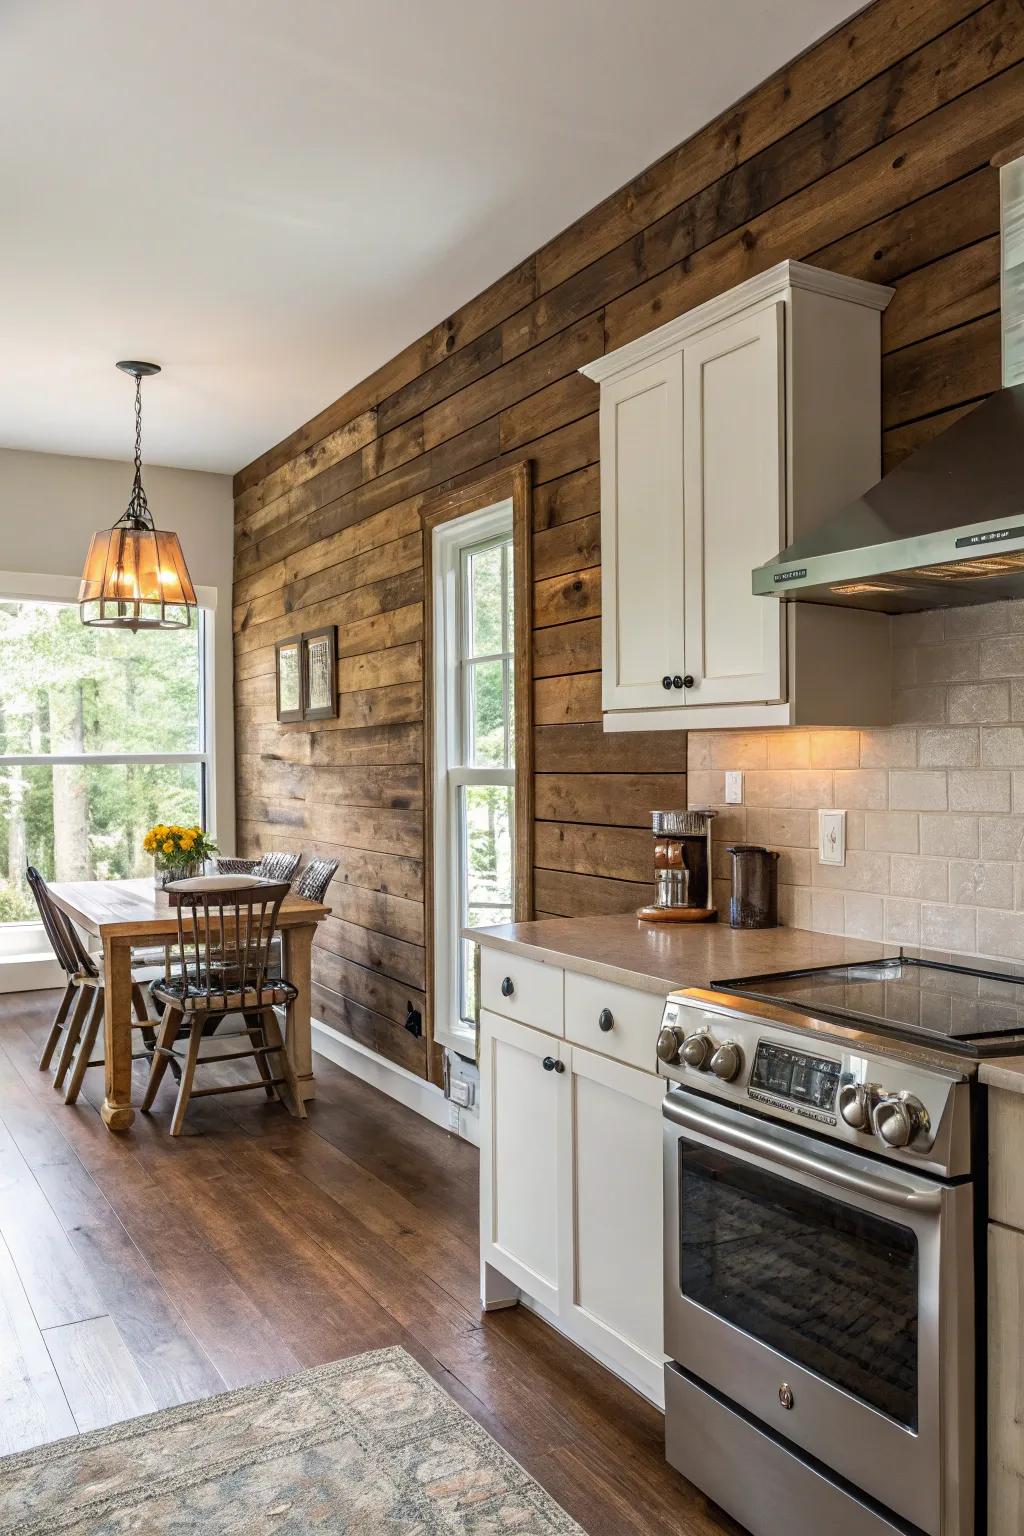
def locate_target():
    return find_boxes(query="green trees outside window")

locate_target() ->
[0,600,204,921]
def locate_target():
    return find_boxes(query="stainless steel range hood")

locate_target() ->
[752,385,1024,614]
[754,143,1024,616]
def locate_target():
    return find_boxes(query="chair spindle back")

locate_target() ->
[26,866,98,979]
[171,882,290,1005]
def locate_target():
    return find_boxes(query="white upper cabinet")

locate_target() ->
[600,353,686,712]
[683,300,784,708]
[581,260,895,732]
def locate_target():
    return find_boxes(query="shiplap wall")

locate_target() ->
[233,0,1022,1078]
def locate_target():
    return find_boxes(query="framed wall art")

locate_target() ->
[302,625,338,720]
[275,635,304,723]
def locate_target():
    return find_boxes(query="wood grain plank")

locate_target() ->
[44,1315,156,1432]
[0,1234,76,1453]
[535,773,687,827]
[534,821,653,883]
[0,1120,104,1331]
[533,867,655,918]
[533,722,687,773]
[534,672,602,725]
[532,618,601,679]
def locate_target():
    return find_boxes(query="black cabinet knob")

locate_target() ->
[661,675,673,691]
[542,1055,557,1072]
[598,1008,614,1033]
[681,674,695,689]
[500,976,515,998]
[554,1059,565,1073]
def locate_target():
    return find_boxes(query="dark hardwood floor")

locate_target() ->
[0,988,740,1535]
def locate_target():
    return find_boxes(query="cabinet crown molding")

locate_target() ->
[580,259,894,384]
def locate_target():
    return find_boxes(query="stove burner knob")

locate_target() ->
[709,1041,743,1082]
[681,1032,713,1070]
[874,1093,930,1149]
[656,1025,686,1065]
[838,1082,881,1132]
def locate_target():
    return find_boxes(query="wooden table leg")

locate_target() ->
[282,922,315,1102]
[101,936,135,1132]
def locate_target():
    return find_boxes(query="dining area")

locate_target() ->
[27,853,333,1136]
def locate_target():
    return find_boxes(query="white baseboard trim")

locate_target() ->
[0,954,65,994]
[310,1018,480,1146]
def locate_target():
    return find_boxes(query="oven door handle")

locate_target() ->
[665,1097,942,1213]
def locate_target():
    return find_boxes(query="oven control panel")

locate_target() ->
[656,991,973,1177]
[748,1040,841,1125]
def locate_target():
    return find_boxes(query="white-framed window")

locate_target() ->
[431,500,516,1055]
[0,592,213,927]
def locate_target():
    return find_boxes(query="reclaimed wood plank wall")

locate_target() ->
[233,0,1023,1077]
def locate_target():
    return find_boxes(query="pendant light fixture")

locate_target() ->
[79,361,197,631]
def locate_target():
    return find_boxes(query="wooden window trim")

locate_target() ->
[421,462,533,1074]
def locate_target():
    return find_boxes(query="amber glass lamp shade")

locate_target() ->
[79,523,197,631]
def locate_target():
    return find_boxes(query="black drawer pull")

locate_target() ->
[543,1056,556,1072]
[661,675,673,690]
[500,976,515,998]
[598,1008,614,1032]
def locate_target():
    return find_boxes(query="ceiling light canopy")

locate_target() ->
[79,362,197,631]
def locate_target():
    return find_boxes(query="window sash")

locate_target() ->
[458,535,514,772]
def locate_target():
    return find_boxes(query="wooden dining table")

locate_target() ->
[47,878,329,1133]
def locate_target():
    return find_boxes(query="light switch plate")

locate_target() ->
[724,771,743,805]
[819,809,846,867]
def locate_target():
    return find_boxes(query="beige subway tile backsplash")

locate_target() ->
[947,770,1011,813]
[864,811,919,853]
[918,729,979,769]
[687,600,1024,963]
[948,683,1010,724]
[890,855,948,902]
[890,771,948,812]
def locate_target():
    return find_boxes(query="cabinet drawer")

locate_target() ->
[564,970,663,1074]
[480,946,564,1035]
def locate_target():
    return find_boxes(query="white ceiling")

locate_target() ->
[1,0,861,475]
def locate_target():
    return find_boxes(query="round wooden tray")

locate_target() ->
[637,905,717,923]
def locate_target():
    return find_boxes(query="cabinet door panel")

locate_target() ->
[600,354,686,712]
[989,1222,1024,1535]
[683,302,784,707]
[560,1045,665,1402]
[480,1010,562,1309]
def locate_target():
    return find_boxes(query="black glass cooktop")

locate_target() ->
[714,949,1024,1057]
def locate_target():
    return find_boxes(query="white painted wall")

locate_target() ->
[0,445,236,847]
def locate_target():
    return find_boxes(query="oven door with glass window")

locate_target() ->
[663,1090,973,1536]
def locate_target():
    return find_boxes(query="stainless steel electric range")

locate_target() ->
[656,948,1017,1536]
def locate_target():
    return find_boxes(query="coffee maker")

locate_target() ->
[637,809,717,923]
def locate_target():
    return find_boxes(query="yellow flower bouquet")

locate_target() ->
[144,824,218,887]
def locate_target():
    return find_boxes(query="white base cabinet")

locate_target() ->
[479,968,666,1407]
[479,1010,563,1313]
[558,1045,665,1402]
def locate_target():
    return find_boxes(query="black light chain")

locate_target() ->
[119,371,153,529]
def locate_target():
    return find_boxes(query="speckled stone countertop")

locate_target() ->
[467,912,894,998]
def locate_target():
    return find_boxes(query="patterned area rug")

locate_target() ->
[0,1346,586,1534]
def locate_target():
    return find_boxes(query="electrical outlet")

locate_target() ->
[819,809,846,867]
[449,1078,474,1108]
[725,771,743,805]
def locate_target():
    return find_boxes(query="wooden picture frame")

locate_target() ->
[302,625,338,720]
[275,635,304,723]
